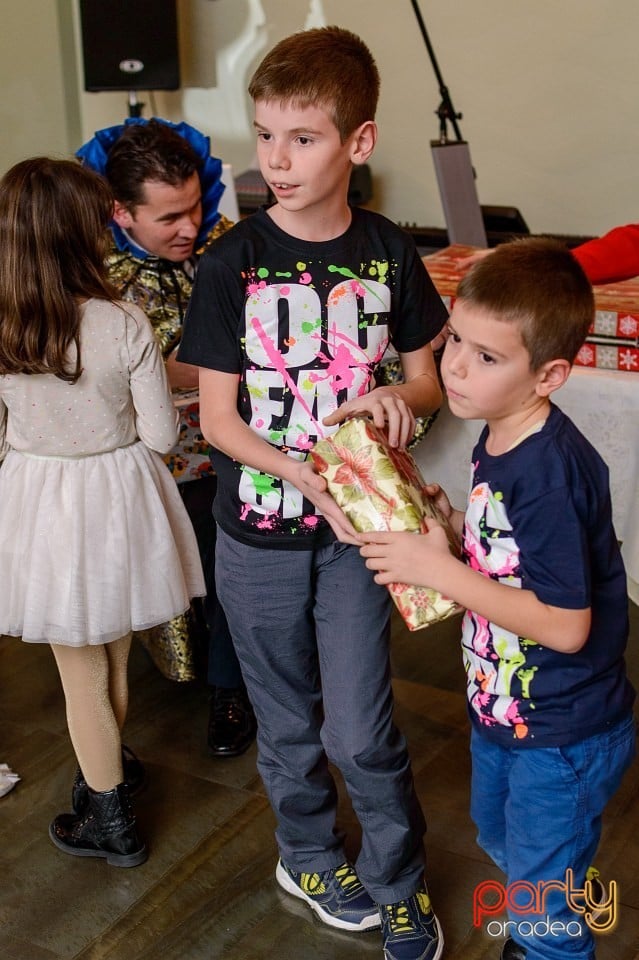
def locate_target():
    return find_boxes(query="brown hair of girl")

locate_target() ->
[0,156,118,382]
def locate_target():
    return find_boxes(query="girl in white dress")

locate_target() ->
[0,157,205,866]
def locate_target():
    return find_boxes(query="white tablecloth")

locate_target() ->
[414,367,639,604]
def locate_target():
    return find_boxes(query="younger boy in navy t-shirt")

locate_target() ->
[360,238,636,960]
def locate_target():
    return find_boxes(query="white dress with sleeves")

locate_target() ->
[0,299,205,645]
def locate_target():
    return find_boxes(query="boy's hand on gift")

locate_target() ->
[293,460,361,545]
[322,389,416,449]
[359,520,452,588]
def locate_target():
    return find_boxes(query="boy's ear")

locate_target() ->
[350,121,377,165]
[535,358,571,397]
[112,200,134,230]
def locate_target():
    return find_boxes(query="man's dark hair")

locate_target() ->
[105,119,202,210]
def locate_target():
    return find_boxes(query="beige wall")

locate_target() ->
[0,1,81,170]
[3,1,638,237]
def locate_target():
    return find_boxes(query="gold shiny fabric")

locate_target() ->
[135,612,199,683]
[112,217,233,682]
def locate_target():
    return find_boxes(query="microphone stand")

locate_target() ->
[409,0,487,246]
[127,90,145,118]
[409,0,463,144]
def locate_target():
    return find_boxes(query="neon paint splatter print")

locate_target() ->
[461,478,535,738]
[179,206,447,546]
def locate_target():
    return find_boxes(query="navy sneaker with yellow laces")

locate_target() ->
[379,881,443,960]
[275,858,381,932]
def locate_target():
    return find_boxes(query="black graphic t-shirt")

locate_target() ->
[179,205,447,548]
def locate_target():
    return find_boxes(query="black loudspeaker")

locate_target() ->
[79,0,180,92]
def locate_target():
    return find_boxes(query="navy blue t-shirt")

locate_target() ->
[461,403,634,748]
[178,205,447,549]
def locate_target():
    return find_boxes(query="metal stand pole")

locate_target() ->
[127,90,144,118]
[409,0,487,246]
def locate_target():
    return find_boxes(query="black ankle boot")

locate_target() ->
[72,744,146,815]
[50,782,147,867]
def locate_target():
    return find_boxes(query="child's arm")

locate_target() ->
[165,346,200,390]
[323,344,442,449]
[359,522,591,654]
[198,367,360,544]
[127,307,180,454]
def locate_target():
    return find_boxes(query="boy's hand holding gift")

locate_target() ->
[359,519,454,591]
[310,417,461,631]
[293,459,361,546]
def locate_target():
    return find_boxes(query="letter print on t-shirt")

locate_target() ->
[240,263,390,522]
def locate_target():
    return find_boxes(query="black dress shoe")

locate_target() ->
[208,686,257,758]
[500,937,527,960]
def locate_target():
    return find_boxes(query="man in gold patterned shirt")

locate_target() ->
[77,118,257,758]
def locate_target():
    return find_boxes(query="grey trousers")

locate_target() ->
[216,528,427,903]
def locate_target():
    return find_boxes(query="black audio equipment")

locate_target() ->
[79,0,180,92]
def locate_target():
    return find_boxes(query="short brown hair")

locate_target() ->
[248,26,379,142]
[457,238,594,369]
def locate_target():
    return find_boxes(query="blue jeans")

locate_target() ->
[215,527,427,902]
[470,715,636,960]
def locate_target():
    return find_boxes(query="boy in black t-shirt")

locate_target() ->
[360,239,636,960]
[179,25,447,960]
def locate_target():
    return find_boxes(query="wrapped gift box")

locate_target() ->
[574,283,639,371]
[422,245,639,373]
[575,339,639,372]
[311,418,461,631]
[421,243,474,311]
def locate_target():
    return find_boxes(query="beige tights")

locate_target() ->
[51,634,132,794]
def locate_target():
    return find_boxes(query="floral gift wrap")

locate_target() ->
[310,418,461,631]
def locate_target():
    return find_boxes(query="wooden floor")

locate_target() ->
[1,603,638,960]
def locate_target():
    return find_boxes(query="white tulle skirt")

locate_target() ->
[0,442,205,646]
